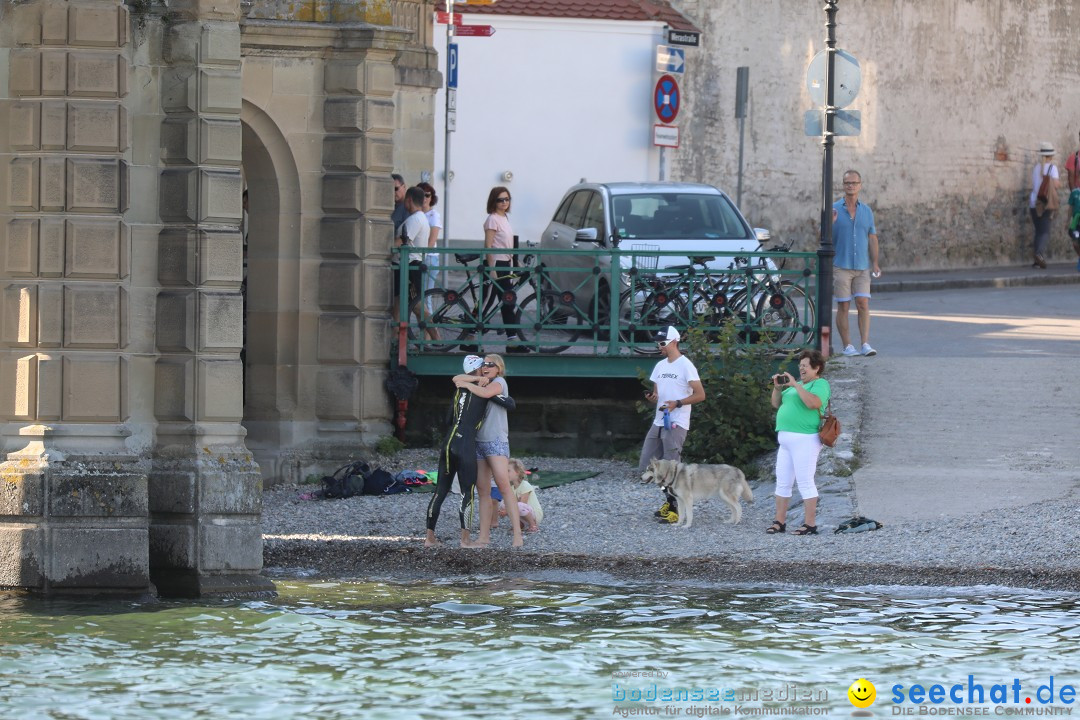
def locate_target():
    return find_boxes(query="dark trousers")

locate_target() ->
[490,260,520,339]
[1031,207,1053,259]
[425,436,477,531]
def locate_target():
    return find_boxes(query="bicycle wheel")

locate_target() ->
[619,289,686,354]
[726,289,761,344]
[753,286,800,345]
[780,281,816,339]
[412,288,472,351]
[517,291,583,353]
[686,282,740,341]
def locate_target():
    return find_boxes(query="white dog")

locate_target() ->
[641,458,753,527]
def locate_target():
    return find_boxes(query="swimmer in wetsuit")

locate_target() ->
[425,355,516,548]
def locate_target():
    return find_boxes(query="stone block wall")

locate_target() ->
[0,0,441,592]
[671,0,1080,269]
[238,1,440,486]
[149,0,270,597]
[0,0,154,593]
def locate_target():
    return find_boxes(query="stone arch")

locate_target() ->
[240,100,303,480]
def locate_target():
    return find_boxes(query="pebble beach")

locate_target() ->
[262,362,1080,590]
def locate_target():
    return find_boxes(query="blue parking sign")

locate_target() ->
[447,43,458,88]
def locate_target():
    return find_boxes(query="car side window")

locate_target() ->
[553,193,575,224]
[563,191,591,230]
[581,192,606,240]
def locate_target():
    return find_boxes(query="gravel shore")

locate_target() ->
[263,361,1080,590]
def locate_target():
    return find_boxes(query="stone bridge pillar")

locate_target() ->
[150,0,271,596]
[0,0,150,593]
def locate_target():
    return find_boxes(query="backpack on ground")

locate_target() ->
[321,461,371,499]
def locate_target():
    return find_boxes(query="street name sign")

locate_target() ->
[667,29,700,47]
[435,11,463,24]
[656,45,685,74]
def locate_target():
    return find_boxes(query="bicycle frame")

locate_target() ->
[399,245,819,355]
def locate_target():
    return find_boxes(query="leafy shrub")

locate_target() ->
[639,322,789,470]
[375,435,405,456]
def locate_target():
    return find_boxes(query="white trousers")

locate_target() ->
[775,431,822,500]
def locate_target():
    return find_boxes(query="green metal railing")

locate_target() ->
[396,246,819,376]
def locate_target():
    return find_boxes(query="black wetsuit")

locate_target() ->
[425,386,515,531]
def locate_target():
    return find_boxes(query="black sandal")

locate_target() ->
[792,523,818,536]
[765,521,785,534]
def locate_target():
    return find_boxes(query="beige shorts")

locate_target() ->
[834,267,871,302]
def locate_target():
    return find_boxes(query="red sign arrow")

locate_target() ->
[454,24,495,37]
[435,11,463,25]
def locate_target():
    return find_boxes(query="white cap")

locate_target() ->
[462,355,483,372]
[652,326,681,343]
[1039,141,1055,156]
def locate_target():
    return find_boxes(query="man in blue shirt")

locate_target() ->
[832,170,882,356]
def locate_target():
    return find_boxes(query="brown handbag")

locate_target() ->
[1036,164,1060,215]
[819,400,840,447]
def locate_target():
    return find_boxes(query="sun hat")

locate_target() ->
[462,355,483,372]
[1039,141,1055,155]
[652,326,681,343]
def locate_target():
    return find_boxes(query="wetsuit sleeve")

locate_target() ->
[489,394,516,411]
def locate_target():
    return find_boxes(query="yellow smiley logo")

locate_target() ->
[847,678,876,708]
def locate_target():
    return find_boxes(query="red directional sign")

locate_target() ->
[455,24,496,37]
[435,11,464,24]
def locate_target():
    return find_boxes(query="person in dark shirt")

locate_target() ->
[425,355,516,547]
[391,173,407,231]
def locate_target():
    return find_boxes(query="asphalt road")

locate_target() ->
[846,283,1080,522]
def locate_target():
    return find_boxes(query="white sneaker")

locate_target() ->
[842,344,858,356]
[861,343,877,356]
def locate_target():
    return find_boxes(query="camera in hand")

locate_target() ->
[776,375,789,385]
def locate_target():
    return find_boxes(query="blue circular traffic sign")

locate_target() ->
[654,74,680,123]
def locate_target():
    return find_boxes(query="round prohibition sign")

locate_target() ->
[654,74,681,123]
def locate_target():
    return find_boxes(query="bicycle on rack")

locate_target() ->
[727,245,816,345]
[411,244,584,353]
[620,242,816,350]
[409,251,528,351]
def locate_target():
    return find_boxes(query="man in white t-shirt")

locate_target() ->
[638,326,706,524]
[393,186,430,321]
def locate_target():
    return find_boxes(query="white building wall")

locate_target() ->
[432,15,669,245]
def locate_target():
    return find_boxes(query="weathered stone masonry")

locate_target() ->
[0,0,440,594]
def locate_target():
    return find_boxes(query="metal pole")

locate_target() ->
[735,66,749,209]
[442,0,454,283]
[816,0,838,355]
[737,117,746,208]
[443,0,454,241]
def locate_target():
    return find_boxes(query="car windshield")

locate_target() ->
[611,193,751,240]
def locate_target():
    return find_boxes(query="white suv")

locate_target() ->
[539,181,762,311]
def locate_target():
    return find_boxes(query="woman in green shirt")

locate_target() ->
[766,350,831,536]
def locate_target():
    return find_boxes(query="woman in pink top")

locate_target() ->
[484,186,525,349]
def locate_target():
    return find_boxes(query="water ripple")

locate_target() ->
[2,580,1080,719]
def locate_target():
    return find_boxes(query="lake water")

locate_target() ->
[3,576,1080,719]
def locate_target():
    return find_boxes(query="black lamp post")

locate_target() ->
[816,0,839,355]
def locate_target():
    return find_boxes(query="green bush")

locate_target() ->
[375,435,405,456]
[639,322,788,470]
